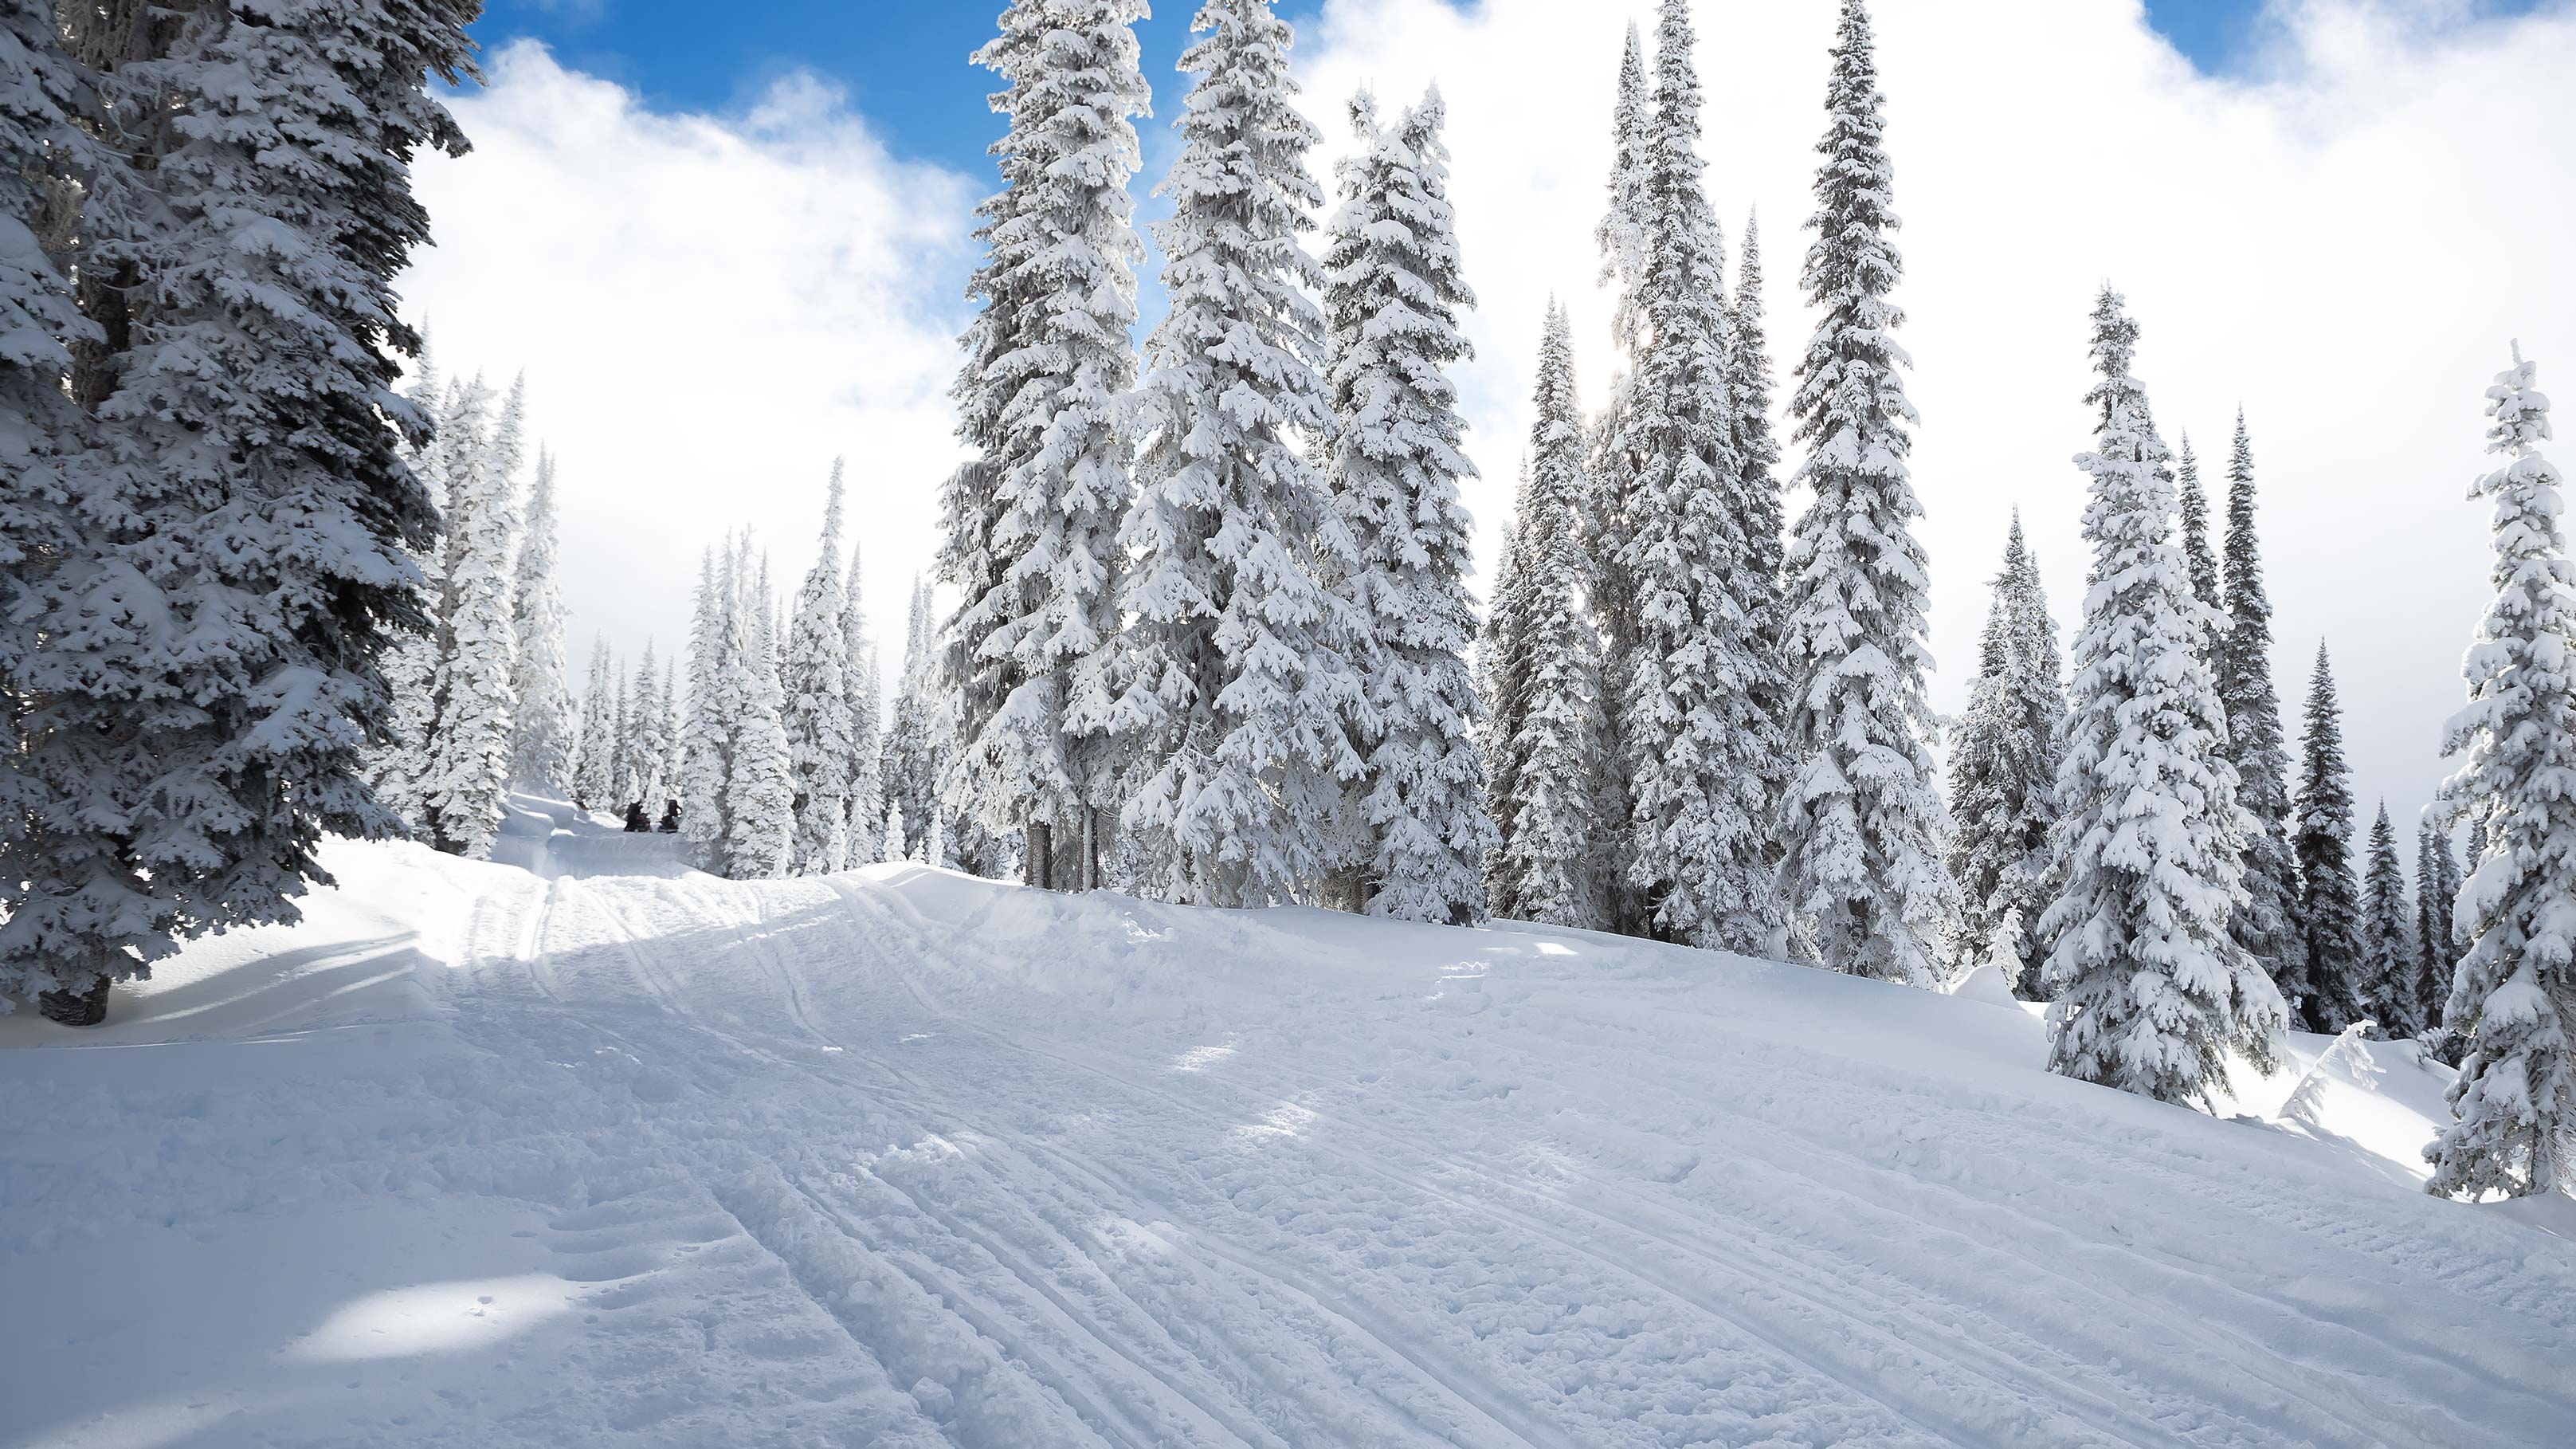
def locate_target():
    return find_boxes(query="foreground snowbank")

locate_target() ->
[2,803,2568,1447]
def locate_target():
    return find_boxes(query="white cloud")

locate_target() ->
[401,41,973,685]
[1293,0,2576,830]
[403,4,2576,832]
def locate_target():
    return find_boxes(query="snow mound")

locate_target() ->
[3,810,2570,1447]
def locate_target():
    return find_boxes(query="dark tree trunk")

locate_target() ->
[38,973,112,1027]
[1024,820,1053,891]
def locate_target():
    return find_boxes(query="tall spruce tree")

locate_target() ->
[2415,816,2464,1036]
[2041,291,2284,1104]
[1602,0,1786,954]
[1727,208,1793,850]
[2360,801,2421,1036]
[1100,0,1362,907]
[840,541,884,866]
[678,551,731,866]
[4,0,477,1017]
[1588,22,1653,935]
[1778,0,1951,981]
[947,0,1147,889]
[1946,514,2064,989]
[719,537,796,880]
[628,642,669,815]
[1323,88,1494,923]
[1477,461,1536,918]
[574,634,616,810]
[371,371,474,826]
[419,375,527,858]
[0,5,123,1015]
[508,447,576,794]
[2176,434,2223,666]
[2216,411,2303,999]
[2426,346,2576,1200]
[1498,303,1606,929]
[607,658,633,806]
[782,464,857,875]
[2295,641,2368,1032]
[883,579,945,861]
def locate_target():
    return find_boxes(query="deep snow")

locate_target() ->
[2,798,2569,1448]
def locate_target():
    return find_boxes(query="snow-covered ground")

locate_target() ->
[4,799,2570,1448]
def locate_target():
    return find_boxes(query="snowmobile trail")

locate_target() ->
[4,819,2571,1448]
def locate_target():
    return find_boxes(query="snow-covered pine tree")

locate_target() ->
[1600,0,1786,955]
[2360,801,2421,1036]
[1586,19,1654,937]
[371,370,476,826]
[2176,434,2224,667]
[782,464,857,875]
[2041,291,2286,1104]
[1947,559,2016,964]
[883,578,945,861]
[1477,463,1536,919]
[841,544,884,866]
[419,374,527,858]
[2415,815,2464,1036]
[2425,345,2576,1200]
[3,0,476,1015]
[628,642,668,814]
[1100,0,1363,908]
[607,657,633,807]
[2217,411,2304,999]
[1323,87,1493,924]
[945,0,1147,892]
[1947,514,2064,985]
[1778,0,1952,981]
[883,795,907,866]
[1495,304,1607,929]
[0,8,128,1017]
[679,550,731,867]
[935,0,1045,886]
[1727,207,1794,841]
[574,634,615,810]
[2295,641,2369,1032]
[653,650,680,811]
[507,447,575,795]
[719,537,796,880]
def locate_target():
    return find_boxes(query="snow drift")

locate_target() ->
[2,798,2569,1447]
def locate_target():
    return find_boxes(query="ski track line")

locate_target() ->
[816,879,1583,1449]
[782,1167,1246,1449]
[493,873,974,1449]
[704,890,1284,1449]
[693,1178,965,1449]
[833,878,2529,1449]
[689,877,1465,1449]
[576,874,1294,1449]
[822,880,1958,1449]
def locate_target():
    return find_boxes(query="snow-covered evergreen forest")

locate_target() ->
[3,0,2568,1196]
[3,4,2573,1435]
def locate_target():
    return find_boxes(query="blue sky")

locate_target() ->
[469,1,2441,177]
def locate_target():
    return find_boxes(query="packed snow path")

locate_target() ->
[5,803,2571,1447]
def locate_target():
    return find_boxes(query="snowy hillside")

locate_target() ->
[4,799,2570,1449]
